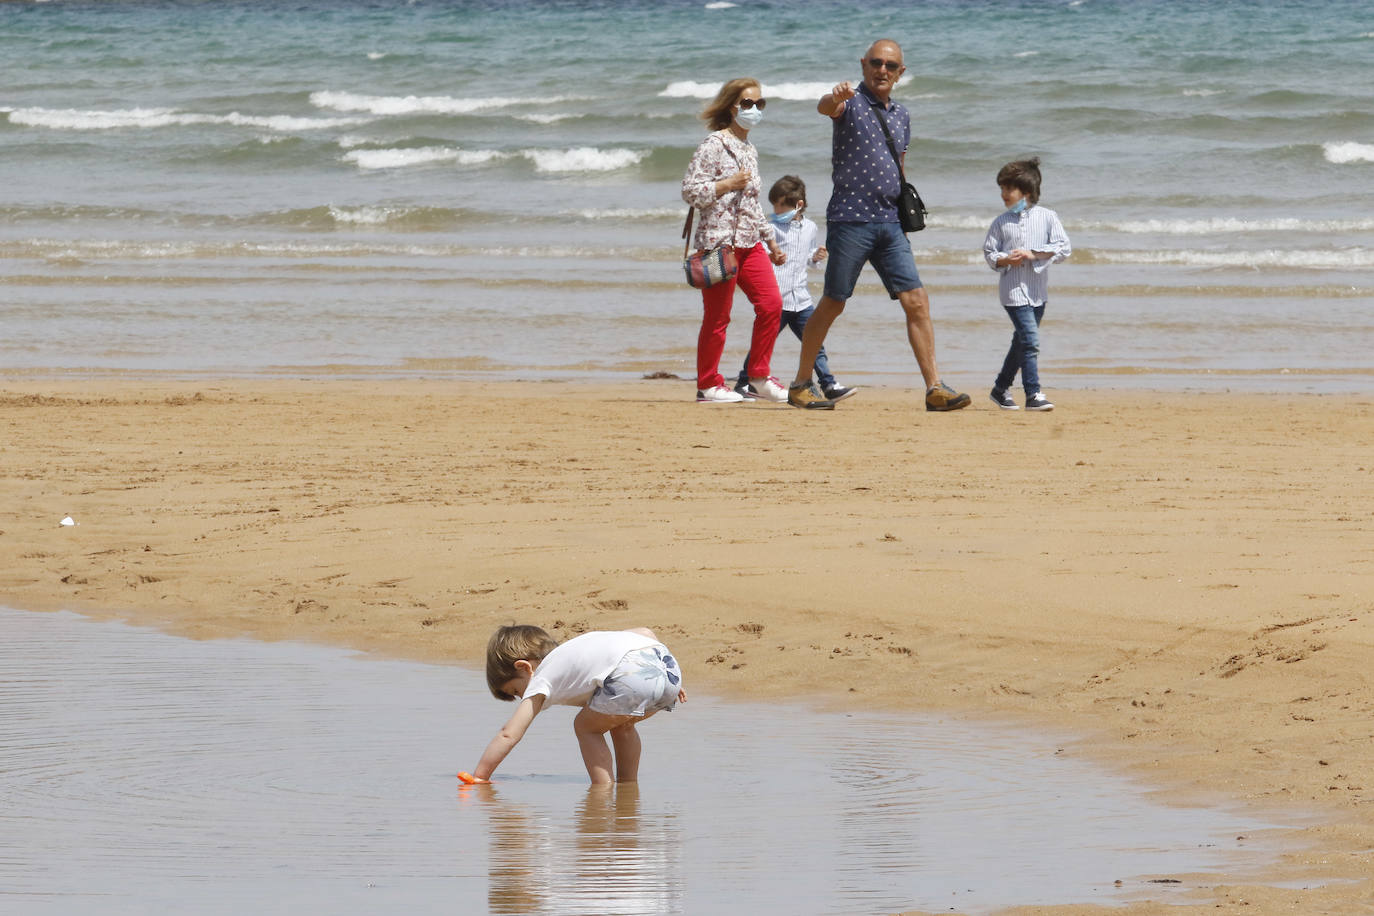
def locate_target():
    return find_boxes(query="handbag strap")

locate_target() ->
[865,94,908,181]
[683,134,745,257]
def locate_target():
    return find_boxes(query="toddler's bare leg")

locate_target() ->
[575,708,631,785]
[609,722,642,783]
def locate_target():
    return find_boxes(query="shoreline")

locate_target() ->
[3,377,1372,914]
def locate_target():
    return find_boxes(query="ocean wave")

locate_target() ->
[658,79,906,101]
[704,1,737,7]
[342,146,505,170]
[1323,141,1374,164]
[1099,248,1374,269]
[1104,216,1374,234]
[340,144,644,172]
[311,90,524,116]
[524,147,645,172]
[6,106,365,132]
[571,207,682,220]
[932,212,1374,235]
[309,90,585,117]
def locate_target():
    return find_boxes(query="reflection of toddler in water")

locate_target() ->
[463,626,686,785]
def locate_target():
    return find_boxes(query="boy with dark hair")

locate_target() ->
[982,157,1071,411]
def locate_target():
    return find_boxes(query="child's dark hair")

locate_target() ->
[997,157,1042,205]
[486,624,558,700]
[768,174,807,207]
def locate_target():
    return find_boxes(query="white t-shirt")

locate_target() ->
[524,630,661,707]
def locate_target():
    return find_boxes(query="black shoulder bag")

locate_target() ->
[866,97,927,233]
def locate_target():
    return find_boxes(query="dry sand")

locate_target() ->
[2,378,1371,915]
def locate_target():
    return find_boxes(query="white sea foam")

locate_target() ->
[658,81,722,99]
[1323,141,1374,164]
[7,106,364,131]
[341,146,506,170]
[1115,248,1374,269]
[328,205,408,225]
[1111,216,1374,234]
[310,90,583,116]
[1013,50,1039,58]
[704,2,737,8]
[311,90,524,115]
[367,52,387,60]
[660,79,909,100]
[516,113,577,124]
[1182,88,1224,97]
[573,207,681,220]
[522,147,645,172]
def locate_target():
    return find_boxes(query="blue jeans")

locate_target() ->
[737,305,836,388]
[995,303,1045,396]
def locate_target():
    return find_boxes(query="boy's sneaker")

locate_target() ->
[821,383,858,402]
[925,382,972,412]
[697,385,744,403]
[989,387,1020,410]
[787,381,835,410]
[1025,391,1055,411]
[745,376,789,403]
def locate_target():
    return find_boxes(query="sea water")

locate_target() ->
[0,607,1303,915]
[1,0,1372,390]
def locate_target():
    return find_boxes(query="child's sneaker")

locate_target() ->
[821,383,858,402]
[697,386,744,403]
[989,387,1020,410]
[1025,391,1055,411]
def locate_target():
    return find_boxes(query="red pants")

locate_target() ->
[696,243,782,390]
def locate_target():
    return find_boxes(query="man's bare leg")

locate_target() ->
[898,286,940,389]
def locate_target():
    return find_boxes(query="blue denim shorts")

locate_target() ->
[822,221,923,302]
[588,646,682,717]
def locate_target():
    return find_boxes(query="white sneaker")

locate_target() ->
[746,377,789,403]
[697,385,744,403]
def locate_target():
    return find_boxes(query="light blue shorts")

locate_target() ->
[588,646,682,717]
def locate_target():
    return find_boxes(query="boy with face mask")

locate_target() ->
[982,157,1072,411]
[735,175,856,402]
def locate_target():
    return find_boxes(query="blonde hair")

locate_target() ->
[702,78,761,132]
[485,624,558,700]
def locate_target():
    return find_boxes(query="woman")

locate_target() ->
[681,78,787,403]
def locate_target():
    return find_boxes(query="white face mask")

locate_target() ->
[735,105,763,128]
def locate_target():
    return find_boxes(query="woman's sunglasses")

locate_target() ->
[738,98,767,110]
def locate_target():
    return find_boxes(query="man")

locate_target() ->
[787,39,971,412]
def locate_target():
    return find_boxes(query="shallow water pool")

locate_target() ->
[0,607,1297,915]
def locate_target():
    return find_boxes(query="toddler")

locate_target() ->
[461,625,685,785]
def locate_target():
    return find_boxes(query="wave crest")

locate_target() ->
[1324,141,1374,164]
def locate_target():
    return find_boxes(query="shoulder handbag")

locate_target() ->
[866,97,928,233]
[681,207,739,289]
[681,135,744,289]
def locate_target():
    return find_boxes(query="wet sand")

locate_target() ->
[2,378,1372,915]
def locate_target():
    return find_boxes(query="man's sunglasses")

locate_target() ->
[867,58,902,72]
[738,97,767,110]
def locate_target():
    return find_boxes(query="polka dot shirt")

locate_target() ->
[826,82,910,225]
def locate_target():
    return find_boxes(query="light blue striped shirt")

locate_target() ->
[771,215,821,312]
[983,204,1071,307]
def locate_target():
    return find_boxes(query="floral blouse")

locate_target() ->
[680,129,775,252]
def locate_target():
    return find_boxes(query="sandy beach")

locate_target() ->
[2,378,1371,914]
